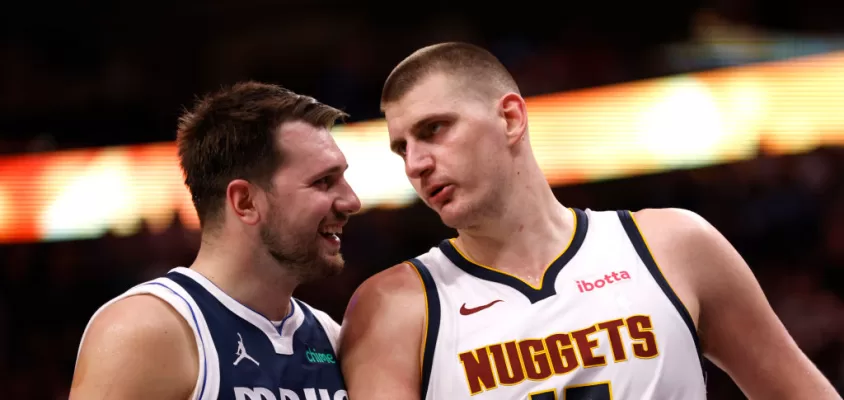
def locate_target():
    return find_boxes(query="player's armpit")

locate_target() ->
[69,294,199,400]
[339,262,426,400]
[637,208,840,400]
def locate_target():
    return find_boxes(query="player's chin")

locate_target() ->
[321,253,346,275]
[436,201,470,229]
[300,255,344,283]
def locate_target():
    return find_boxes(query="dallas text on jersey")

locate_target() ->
[234,387,348,400]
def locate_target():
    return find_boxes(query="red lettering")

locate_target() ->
[489,342,525,385]
[627,315,659,358]
[596,319,628,362]
[544,333,578,375]
[577,271,632,293]
[570,326,606,367]
[459,347,497,394]
[518,339,552,381]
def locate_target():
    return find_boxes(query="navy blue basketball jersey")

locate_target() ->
[77,267,347,400]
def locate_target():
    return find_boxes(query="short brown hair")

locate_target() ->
[177,81,347,229]
[381,42,519,109]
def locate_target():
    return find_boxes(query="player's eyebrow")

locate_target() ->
[390,112,457,155]
[389,140,404,155]
[409,113,456,134]
[307,164,348,181]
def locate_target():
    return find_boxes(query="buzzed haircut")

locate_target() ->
[380,42,520,109]
[177,81,347,230]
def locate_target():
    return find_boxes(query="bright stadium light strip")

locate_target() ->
[0,50,843,242]
[332,121,419,210]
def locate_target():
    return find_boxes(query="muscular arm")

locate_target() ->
[69,295,199,400]
[339,263,426,400]
[635,208,839,400]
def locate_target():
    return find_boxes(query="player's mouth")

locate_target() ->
[318,225,342,248]
[428,184,454,207]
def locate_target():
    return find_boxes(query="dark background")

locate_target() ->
[1,1,844,398]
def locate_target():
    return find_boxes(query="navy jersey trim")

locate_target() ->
[438,207,588,304]
[276,299,296,334]
[290,298,340,359]
[616,210,705,373]
[407,259,440,400]
[292,298,313,321]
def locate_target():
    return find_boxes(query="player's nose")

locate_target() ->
[335,178,361,215]
[405,144,434,179]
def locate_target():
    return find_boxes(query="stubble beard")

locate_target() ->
[260,214,344,284]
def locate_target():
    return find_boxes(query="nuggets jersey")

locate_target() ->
[408,208,706,400]
[77,267,347,400]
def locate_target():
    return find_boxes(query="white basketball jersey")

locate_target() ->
[407,208,706,400]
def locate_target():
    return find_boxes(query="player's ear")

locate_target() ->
[227,179,262,226]
[498,92,528,147]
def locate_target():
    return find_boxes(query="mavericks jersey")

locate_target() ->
[77,267,347,400]
[408,208,706,400]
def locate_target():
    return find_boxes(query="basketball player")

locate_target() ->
[70,82,360,400]
[339,43,840,399]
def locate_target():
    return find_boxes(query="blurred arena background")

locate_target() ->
[2,1,844,398]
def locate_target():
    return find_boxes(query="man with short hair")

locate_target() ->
[339,42,839,400]
[71,81,360,400]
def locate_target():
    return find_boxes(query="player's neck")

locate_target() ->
[189,233,297,321]
[454,176,573,278]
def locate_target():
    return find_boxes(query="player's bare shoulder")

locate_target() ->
[632,207,728,274]
[341,261,427,341]
[339,262,428,399]
[70,294,198,400]
[632,208,712,241]
[629,207,715,326]
[356,262,427,300]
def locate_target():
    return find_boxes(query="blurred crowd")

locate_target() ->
[0,145,841,399]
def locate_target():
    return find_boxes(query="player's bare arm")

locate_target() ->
[69,295,199,400]
[634,208,840,400]
[339,262,426,400]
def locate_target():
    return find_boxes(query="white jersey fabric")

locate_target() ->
[407,208,706,400]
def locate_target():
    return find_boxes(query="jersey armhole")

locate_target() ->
[77,279,221,400]
[298,300,342,354]
[616,210,706,377]
[406,259,441,400]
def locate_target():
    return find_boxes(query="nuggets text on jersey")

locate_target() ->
[458,314,659,395]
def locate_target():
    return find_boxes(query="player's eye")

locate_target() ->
[423,122,442,137]
[313,176,332,189]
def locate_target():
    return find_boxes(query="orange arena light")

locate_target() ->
[1,51,843,242]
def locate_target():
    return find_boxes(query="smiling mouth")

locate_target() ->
[318,226,342,240]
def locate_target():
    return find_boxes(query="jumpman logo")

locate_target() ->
[233,333,260,366]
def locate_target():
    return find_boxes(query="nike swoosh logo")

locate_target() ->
[459,299,503,316]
